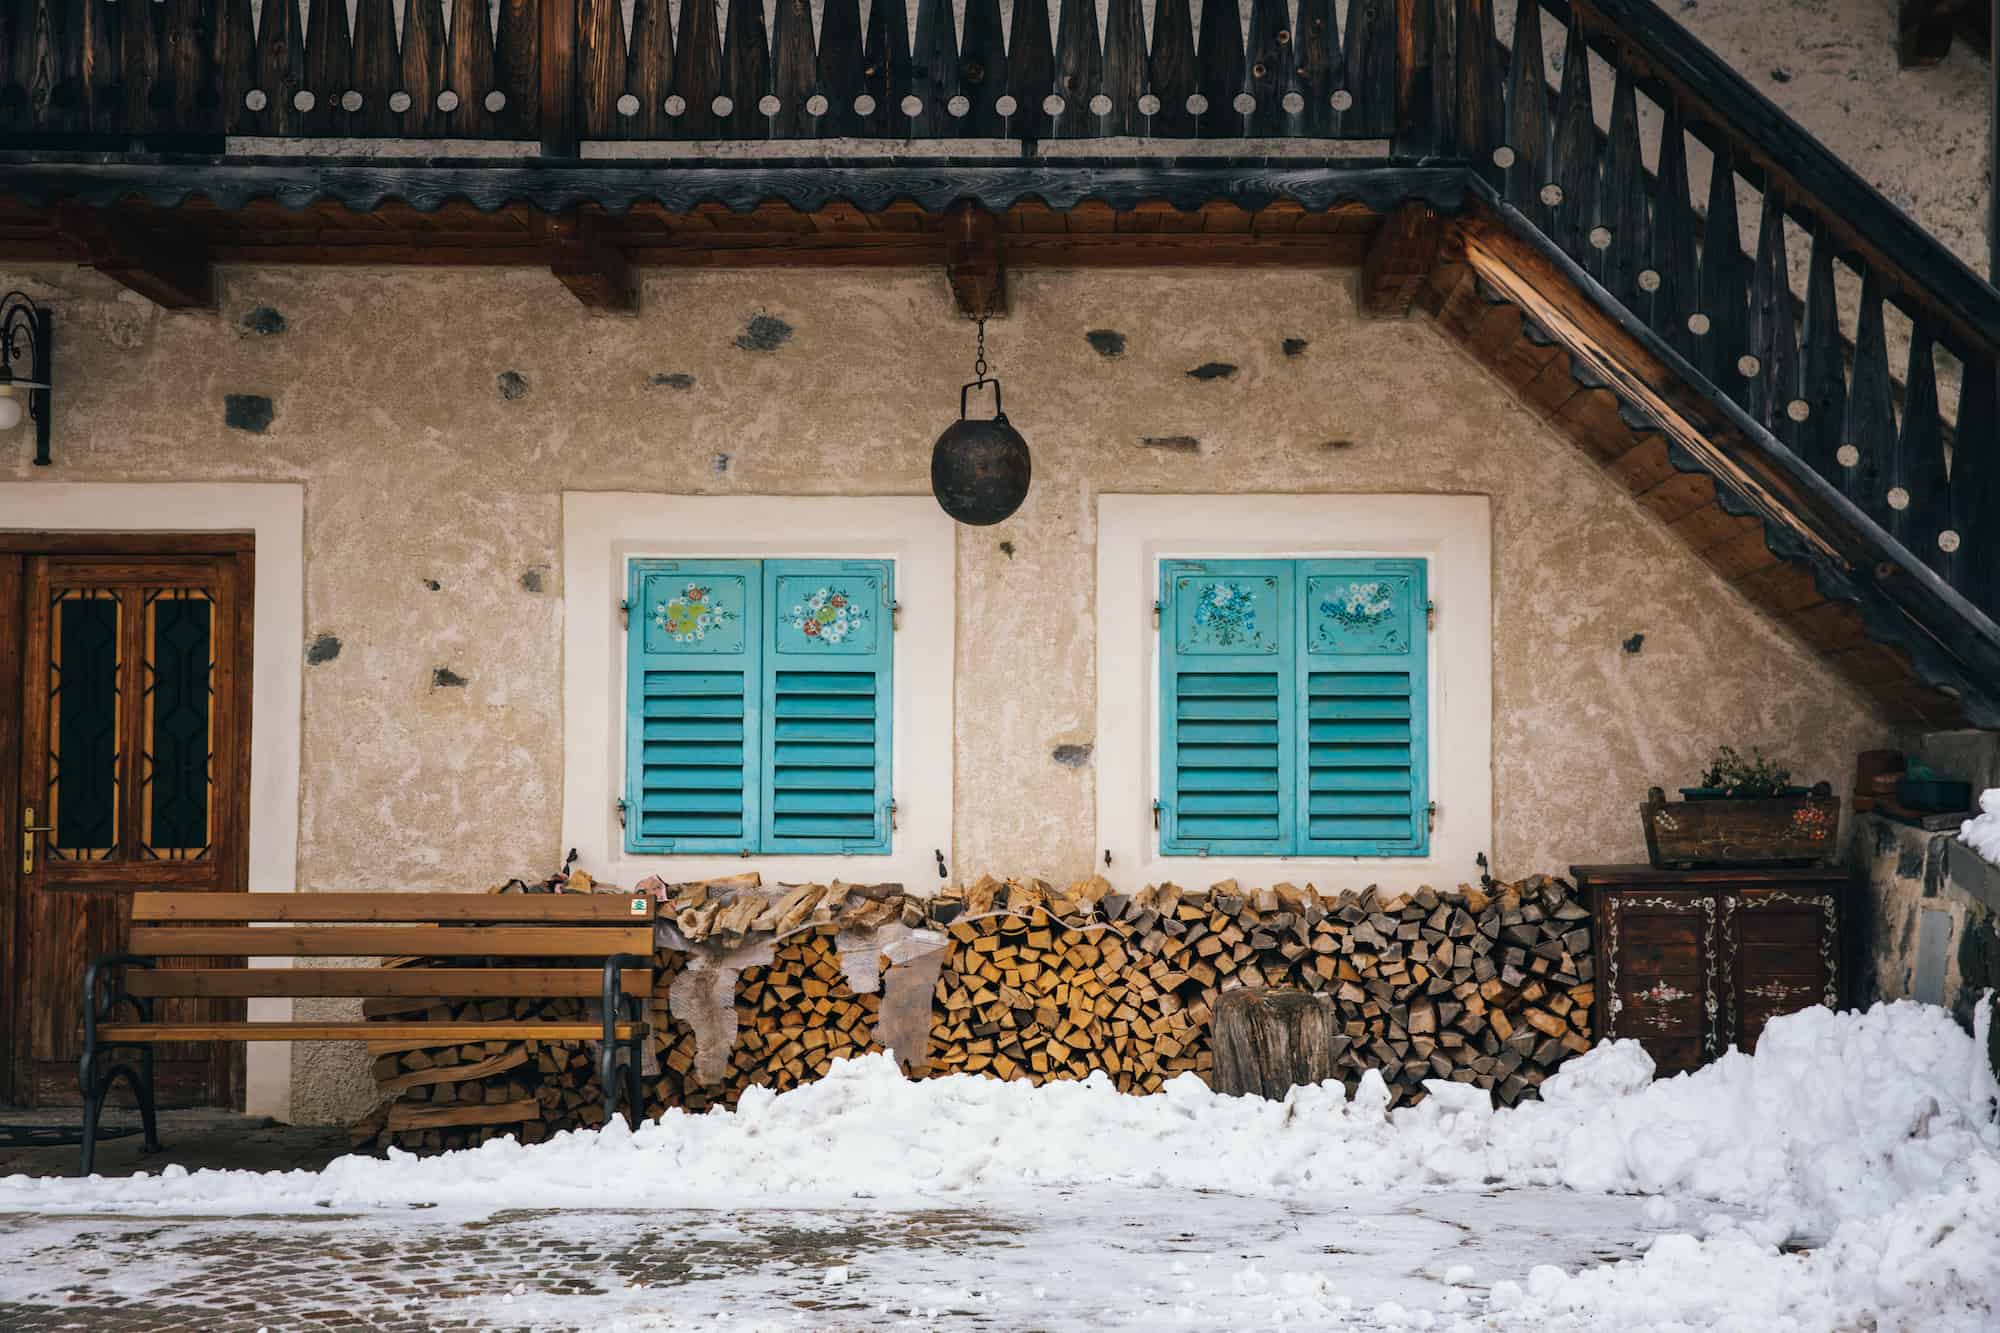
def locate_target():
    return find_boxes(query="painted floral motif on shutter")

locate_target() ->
[782,585,872,647]
[1313,576,1410,654]
[653,583,739,644]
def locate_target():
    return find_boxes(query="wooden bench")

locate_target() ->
[80,890,656,1174]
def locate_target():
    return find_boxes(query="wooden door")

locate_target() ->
[1596,888,1720,1077]
[1724,884,1842,1055]
[1,538,253,1108]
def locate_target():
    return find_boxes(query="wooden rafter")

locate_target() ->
[1358,202,1443,317]
[942,201,1006,318]
[58,204,213,310]
[546,208,634,311]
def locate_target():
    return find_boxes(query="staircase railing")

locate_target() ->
[1424,0,2000,631]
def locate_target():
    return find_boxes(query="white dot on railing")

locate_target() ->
[1588,226,1612,250]
[1786,398,1810,422]
[340,90,363,113]
[1939,529,1962,554]
[1492,145,1516,168]
[1233,93,1257,115]
[1282,92,1304,114]
[616,93,640,118]
[1540,183,1563,206]
[1187,93,1210,115]
[758,95,781,116]
[293,90,315,113]
[1089,94,1112,116]
[665,94,688,116]
[1687,312,1710,336]
[1637,268,1661,292]
[1737,354,1761,377]
[806,94,829,117]
[853,94,876,116]
[244,88,267,111]
[1837,443,1861,468]
[713,95,735,116]
[1330,89,1353,112]
[1887,486,1910,511]
[485,90,506,113]
[948,95,971,118]
[996,94,1019,116]
[902,94,924,117]
[1138,93,1161,116]
[1043,94,1066,117]
[388,90,412,113]
[437,89,460,112]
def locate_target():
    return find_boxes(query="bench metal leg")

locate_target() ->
[600,952,649,1130]
[80,953,160,1176]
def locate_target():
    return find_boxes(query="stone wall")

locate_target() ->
[0,261,1893,1120]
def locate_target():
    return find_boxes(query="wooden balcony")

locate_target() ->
[2,0,1998,726]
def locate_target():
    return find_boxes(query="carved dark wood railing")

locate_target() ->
[0,0,1412,147]
[1417,0,2000,639]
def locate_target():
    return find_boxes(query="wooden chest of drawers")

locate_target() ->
[1570,865,1847,1076]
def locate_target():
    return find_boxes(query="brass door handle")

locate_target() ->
[22,806,53,875]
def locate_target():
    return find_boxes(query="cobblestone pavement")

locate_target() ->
[0,1188,1694,1331]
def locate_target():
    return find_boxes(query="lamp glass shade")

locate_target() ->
[0,393,22,432]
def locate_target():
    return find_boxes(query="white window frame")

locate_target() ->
[1096,494,1492,894]
[562,493,954,892]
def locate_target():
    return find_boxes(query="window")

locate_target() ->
[1158,557,1429,857]
[624,557,893,855]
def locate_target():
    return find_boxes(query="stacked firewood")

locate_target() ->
[922,874,1595,1105]
[356,874,1596,1151]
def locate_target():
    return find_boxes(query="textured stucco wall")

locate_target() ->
[1,261,1892,1119]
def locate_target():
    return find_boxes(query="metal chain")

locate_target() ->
[973,315,988,380]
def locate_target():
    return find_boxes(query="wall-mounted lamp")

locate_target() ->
[0,292,52,466]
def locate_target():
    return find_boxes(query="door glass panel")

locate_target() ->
[48,589,122,859]
[142,589,215,860]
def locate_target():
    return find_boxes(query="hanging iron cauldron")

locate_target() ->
[931,375,1031,526]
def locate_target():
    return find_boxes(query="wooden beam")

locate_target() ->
[1358,202,1441,318]
[943,201,1006,317]
[539,0,581,157]
[59,205,213,309]
[546,209,634,310]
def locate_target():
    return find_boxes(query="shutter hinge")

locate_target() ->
[887,798,899,831]
[1426,600,1436,631]
[619,599,631,630]
[616,797,628,829]
[1152,799,1162,830]
[1152,599,1162,629]
[892,601,903,631]
[1428,800,1439,833]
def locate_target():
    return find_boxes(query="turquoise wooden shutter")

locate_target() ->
[624,560,761,853]
[760,560,894,853]
[1158,560,1296,855]
[1297,559,1429,856]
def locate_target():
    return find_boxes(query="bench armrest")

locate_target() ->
[84,954,155,1037]
[602,953,651,1032]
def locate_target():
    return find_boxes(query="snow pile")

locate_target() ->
[1962,788,2000,867]
[4,999,1994,1232]
[1489,1152,2000,1332]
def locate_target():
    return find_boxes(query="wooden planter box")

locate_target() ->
[1641,785,1839,868]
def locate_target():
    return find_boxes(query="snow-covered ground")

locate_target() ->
[2,1000,1996,1331]
[1963,788,2000,867]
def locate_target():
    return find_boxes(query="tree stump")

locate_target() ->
[1209,988,1345,1099]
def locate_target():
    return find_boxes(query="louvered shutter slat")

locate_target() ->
[1299,560,1429,855]
[1159,561,1296,854]
[762,561,894,852]
[625,561,762,852]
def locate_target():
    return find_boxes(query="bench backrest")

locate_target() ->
[123,891,657,1001]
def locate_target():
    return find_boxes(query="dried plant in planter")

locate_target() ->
[1688,746,1803,800]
